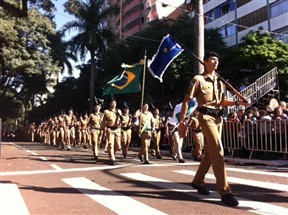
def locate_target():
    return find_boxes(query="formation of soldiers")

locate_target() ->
[27,99,204,165]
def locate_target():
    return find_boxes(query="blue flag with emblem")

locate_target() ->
[148,34,184,83]
[103,61,143,95]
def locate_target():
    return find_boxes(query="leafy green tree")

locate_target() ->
[221,30,288,97]
[0,7,61,123]
[62,0,118,113]
[0,0,55,17]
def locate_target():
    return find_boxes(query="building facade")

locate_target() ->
[107,0,185,40]
[199,0,288,47]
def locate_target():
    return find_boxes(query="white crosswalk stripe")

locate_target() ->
[62,177,167,215]
[174,170,288,192]
[0,183,30,215]
[121,172,288,215]
[2,166,288,215]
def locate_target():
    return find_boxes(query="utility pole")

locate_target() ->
[119,0,123,41]
[193,0,204,74]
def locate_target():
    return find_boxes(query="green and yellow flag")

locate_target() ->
[103,62,143,95]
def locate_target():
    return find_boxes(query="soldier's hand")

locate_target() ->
[178,122,188,138]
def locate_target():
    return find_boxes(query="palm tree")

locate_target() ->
[62,0,118,112]
[49,31,77,82]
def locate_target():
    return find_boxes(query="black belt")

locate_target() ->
[107,126,120,130]
[92,127,101,130]
[122,127,130,131]
[198,107,223,117]
[192,129,202,133]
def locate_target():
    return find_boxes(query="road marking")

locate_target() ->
[174,170,288,192]
[31,152,38,155]
[50,164,62,170]
[121,172,288,215]
[130,162,200,168]
[226,167,288,178]
[0,183,30,215]
[62,177,167,215]
[25,150,32,153]
[39,156,48,161]
[0,165,130,176]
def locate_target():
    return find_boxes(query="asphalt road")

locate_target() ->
[1,141,288,215]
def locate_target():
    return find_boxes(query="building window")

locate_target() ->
[221,3,230,16]
[218,23,236,38]
[237,0,252,8]
[238,7,267,32]
[205,10,214,24]
[271,0,288,18]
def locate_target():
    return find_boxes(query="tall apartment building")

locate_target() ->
[107,0,185,40]
[197,0,288,47]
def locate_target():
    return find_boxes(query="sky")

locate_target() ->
[54,1,81,80]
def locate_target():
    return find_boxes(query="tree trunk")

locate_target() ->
[193,0,205,74]
[89,51,96,113]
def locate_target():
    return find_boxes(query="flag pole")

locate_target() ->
[141,50,147,107]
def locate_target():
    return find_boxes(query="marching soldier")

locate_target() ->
[64,109,76,150]
[134,102,154,164]
[178,51,249,207]
[88,104,103,162]
[80,114,89,148]
[101,98,123,165]
[151,108,163,159]
[28,122,36,142]
[190,110,204,161]
[121,105,133,159]
[57,113,66,149]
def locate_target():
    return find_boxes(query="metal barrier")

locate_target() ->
[222,119,288,158]
[184,119,288,158]
[228,67,278,113]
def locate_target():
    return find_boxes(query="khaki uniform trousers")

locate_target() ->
[65,127,75,148]
[121,129,132,158]
[192,132,204,158]
[50,130,57,146]
[106,128,121,161]
[139,131,152,162]
[151,130,161,156]
[91,129,101,157]
[193,114,231,196]
[171,131,184,160]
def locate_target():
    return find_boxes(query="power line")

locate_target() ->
[154,0,288,38]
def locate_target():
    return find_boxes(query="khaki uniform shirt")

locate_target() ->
[88,112,103,129]
[187,73,225,109]
[152,115,162,131]
[139,111,154,131]
[122,114,132,128]
[102,109,122,128]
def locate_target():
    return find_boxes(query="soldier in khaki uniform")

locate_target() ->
[121,106,133,159]
[57,113,66,149]
[178,51,249,207]
[134,102,154,164]
[190,110,204,161]
[151,108,163,159]
[64,109,76,150]
[101,99,123,165]
[28,122,36,142]
[88,104,103,162]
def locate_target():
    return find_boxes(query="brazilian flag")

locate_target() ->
[103,62,143,95]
